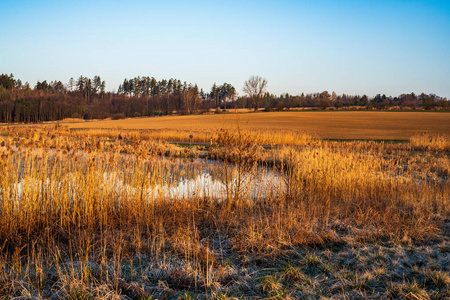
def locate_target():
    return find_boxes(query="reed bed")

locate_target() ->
[0,125,448,299]
[410,133,450,152]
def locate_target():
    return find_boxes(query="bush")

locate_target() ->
[112,113,125,120]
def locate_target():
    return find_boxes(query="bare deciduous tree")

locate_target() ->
[243,75,267,111]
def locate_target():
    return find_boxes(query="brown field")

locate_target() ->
[67,111,450,140]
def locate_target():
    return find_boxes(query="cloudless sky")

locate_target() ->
[1,0,449,98]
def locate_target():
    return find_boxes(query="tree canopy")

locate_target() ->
[243,75,268,111]
[0,73,447,123]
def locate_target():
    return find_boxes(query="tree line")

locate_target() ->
[0,73,448,123]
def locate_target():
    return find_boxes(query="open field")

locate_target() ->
[0,124,449,299]
[66,111,450,141]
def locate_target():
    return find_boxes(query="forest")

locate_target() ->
[0,73,448,123]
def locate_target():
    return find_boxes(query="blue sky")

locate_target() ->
[1,0,449,98]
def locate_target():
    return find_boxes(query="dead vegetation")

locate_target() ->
[0,124,448,299]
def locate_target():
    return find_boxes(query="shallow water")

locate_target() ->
[9,154,285,203]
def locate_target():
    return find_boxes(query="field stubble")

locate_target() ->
[66,111,450,141]
[0,123,448,299]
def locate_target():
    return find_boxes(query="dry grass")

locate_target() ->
[0,123,448,299]
[65,111,450,140]
[410,133,450,152]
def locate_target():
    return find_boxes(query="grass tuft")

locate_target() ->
[389,281,430,300]
[282,264,305,282]
[260,274,282,294]
[427,270,450,289]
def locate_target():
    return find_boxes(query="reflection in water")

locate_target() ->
[11,156,285,203]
